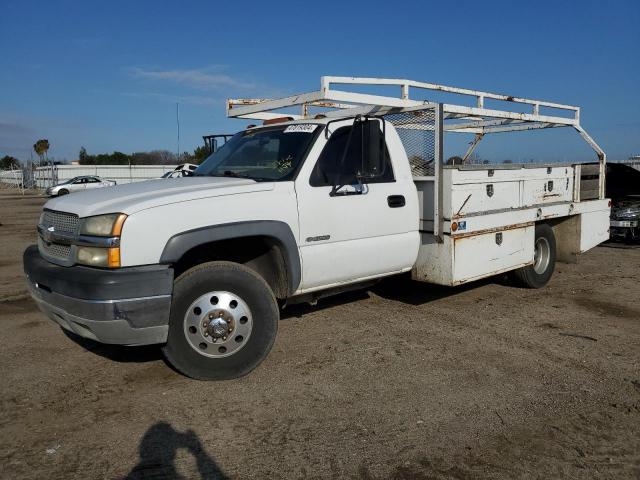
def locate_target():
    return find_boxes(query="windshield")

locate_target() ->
[194,124,319,181]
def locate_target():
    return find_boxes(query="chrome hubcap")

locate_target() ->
[183,291,253,358]
[209,318,229,338]
[533,237,550,274]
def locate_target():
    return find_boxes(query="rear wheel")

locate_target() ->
[162,261,279,380]
[510,223,556,288]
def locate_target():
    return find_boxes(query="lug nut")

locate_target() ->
[219,312,224,317]
[203,321,208,327]
[222,336,227,341]
[209,313,214,319]
[204,332,209,337]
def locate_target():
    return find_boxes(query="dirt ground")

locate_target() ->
[0,187,638,480]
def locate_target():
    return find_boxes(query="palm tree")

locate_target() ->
[33,139,50,165]
[33,139,54,186]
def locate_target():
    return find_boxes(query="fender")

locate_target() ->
[159,220,301,295]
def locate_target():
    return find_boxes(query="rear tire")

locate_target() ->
[162,261,279,380]
[510,223,556,288]
[58,189,69,196]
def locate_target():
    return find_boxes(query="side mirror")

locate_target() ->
[329,116,386,196]
[359,119,385,179]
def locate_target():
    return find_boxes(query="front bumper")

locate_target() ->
[23,245,174,346]
[610,219,639,239]
[610,219,638,228]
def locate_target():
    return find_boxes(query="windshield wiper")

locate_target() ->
[222,170,251,178]
[206,170,271,181]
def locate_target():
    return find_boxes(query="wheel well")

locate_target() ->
[172,236,290,299]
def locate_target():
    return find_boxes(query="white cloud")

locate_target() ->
[129,66,255,91]
[122,91,220,107]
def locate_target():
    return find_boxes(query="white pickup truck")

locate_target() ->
[24,77,611,380]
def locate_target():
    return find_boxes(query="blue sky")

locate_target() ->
[1,0,638,163]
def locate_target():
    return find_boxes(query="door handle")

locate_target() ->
[387,195,405,208]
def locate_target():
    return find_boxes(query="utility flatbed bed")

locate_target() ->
[227,76,610,287]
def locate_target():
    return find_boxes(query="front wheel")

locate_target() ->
[162,261,279,380]
[510,223,556,288]
[57,189,69,196]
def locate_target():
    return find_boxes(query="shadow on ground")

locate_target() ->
[281,273,501,320]
[62,329,164,363]
[63,274,504,363]
[373,272,500,304]
[124,422,227,480]
[600,239,640,250]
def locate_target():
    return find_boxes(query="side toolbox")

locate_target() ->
[413,225,534,286]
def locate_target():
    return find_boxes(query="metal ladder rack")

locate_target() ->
[226,76,607,235]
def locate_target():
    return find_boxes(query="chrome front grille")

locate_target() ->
[38,237,72,260]
[42,210,79,235]
[38,210,79,264]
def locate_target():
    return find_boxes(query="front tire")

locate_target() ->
[510,223,556,288]
[57,189,69,196]
[162,261,279,380]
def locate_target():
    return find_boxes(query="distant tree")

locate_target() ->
[132,150,179,165]
[78,149,185,166]
[78,149,128,165]
[79,147,89,163]
[503,159,513,164]
[156,150,178,165]
[33,139,50,165]
[177,151,194,163]
[130,151,153,165]
[192,145,209,164]
[0,155,20,169]
[110,151,130,164]
[78,147,98,165]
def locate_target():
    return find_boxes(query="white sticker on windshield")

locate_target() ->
[283,124,317,133]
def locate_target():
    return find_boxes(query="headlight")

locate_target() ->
[76,213,127,268]
[76,246,121,268]
[77,246,107,265]
[79,213,127,236]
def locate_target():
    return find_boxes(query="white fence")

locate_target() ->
[35,164,178,188]
[0,164,179,189]
[0,169,23,187]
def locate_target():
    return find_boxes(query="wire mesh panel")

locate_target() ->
[384,108,436,176]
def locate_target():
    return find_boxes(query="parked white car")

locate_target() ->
[46,176,116,196]
[25,76,611,381]
[175,163,198,173]
[161,170,189,179]
[160,164,198,179]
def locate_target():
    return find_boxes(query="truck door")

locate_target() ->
[295,120,419,291]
